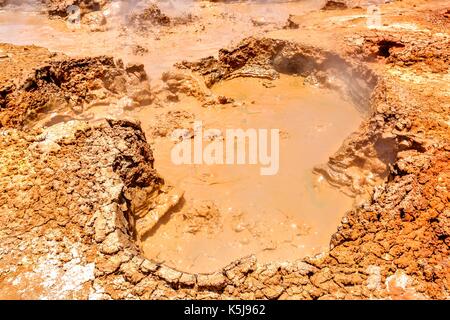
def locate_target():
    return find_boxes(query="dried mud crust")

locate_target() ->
[346,31,450,73]
[0,119,164,299]
[0,43,151,128]
[0,32,449,299]
[0,1,107,15]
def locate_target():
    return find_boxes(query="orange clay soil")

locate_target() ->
[0,0,449,299]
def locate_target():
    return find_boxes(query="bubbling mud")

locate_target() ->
[137,75,364,273]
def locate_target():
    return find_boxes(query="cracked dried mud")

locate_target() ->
[0,0,448,300]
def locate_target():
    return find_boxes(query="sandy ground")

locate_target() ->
[0,0,449,299]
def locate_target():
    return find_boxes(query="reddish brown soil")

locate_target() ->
[0,0,449,299]
[0,44,151,128]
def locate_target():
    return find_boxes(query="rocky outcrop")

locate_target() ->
[0,44,151,128]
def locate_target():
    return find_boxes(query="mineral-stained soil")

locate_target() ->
[0,0,449,299]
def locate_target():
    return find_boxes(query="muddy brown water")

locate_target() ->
[138,76,362,273]
[0,1,322,78]
[0,2,365,273]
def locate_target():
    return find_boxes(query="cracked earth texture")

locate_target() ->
[0,0,448,299]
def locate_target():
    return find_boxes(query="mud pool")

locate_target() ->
[139,75,363,273]
[0,2,365,274]
[1,0,449,300]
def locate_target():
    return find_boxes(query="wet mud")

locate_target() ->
[0,0,449,299]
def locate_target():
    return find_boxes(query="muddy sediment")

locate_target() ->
[143,72,363,273]
[177,37,384,196]
[0,0,449,299]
